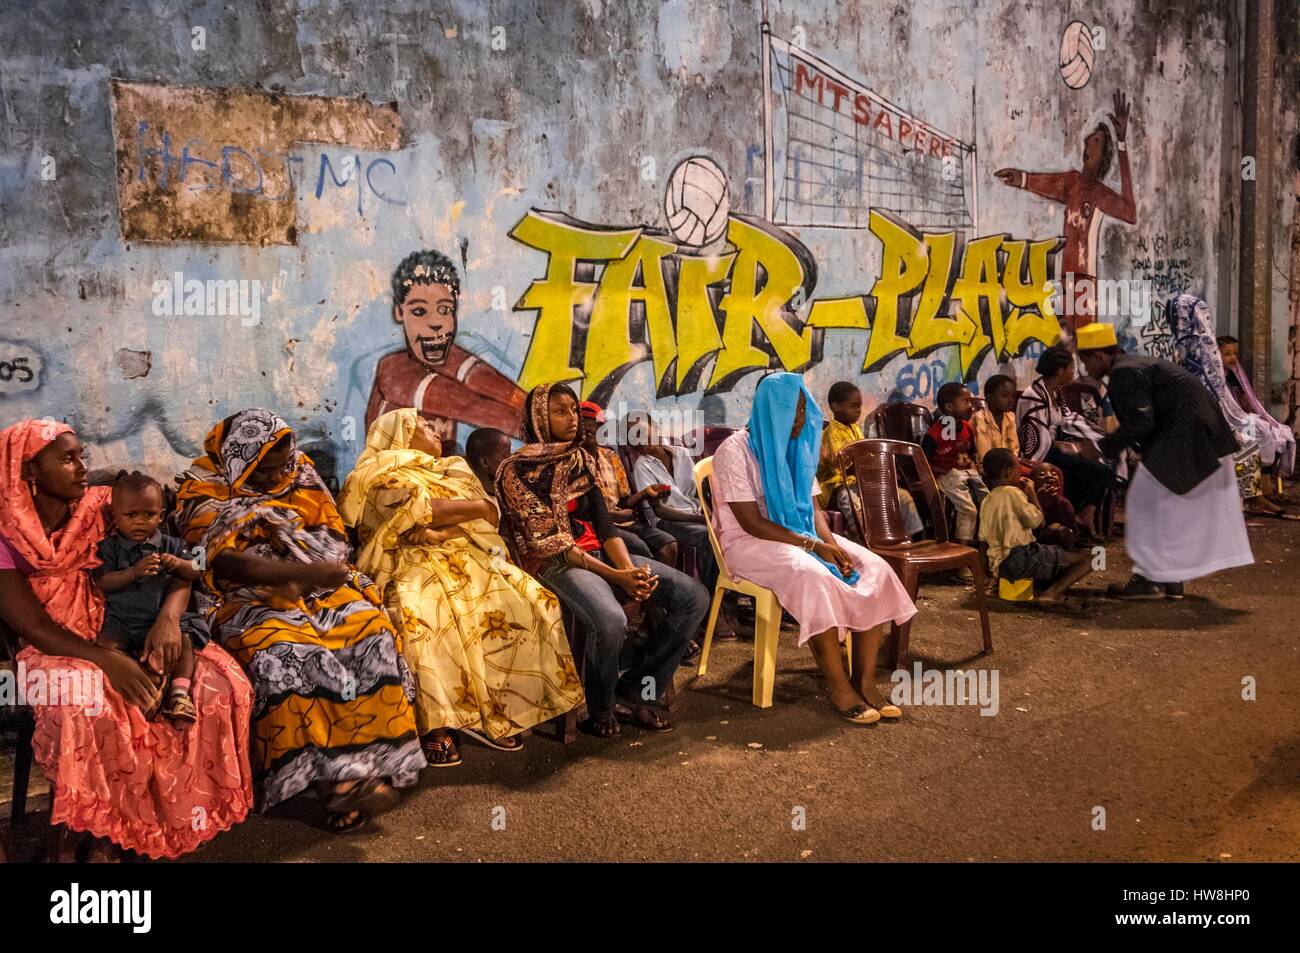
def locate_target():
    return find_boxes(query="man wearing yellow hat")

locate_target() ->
[1075,322,1252,599]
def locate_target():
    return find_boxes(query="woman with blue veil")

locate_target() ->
[709,373,917,724]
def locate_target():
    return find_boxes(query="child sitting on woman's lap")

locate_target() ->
[94,471,207,723]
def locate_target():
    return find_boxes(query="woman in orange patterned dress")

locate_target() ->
[0,419,254,860]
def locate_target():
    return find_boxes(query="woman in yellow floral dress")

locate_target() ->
[339,409,582,766]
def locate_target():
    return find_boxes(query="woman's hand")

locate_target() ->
[96,648,162,711]
[141,613,182,676]
[813,540,855,576]
[613,565,659,602]
[421,526,470,546]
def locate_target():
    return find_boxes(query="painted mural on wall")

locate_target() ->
[365,251,526,439]
[994,90,1136,329]
[508,175,1064,404]
[4,2,1249,480]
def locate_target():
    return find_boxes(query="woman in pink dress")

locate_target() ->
[711,373,917,724]
[0,420,254,860]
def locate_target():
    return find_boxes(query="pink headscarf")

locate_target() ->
[0,419,110,640]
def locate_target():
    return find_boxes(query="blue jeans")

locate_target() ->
[540,554,709,721]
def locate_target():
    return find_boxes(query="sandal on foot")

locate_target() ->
[579,716,622,738]
[162,692,198,724]
[832,702,881,725]
[421,733,462,768]
[459,726,524,752]
[615,703,674,732]
[325,811,368,835]
[324,777,400,818]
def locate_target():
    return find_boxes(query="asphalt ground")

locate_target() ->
[3,517,1298,863]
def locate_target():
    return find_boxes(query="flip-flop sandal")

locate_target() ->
[579,716,622,738]
[614,704,674,732]
[324,777,400,818]
[421,733,463,768]
[458,726,524,752]
[832,702,881,725]
[325,811,369,835]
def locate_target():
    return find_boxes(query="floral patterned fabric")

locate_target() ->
[339,408,582,738]
[1169,294,1266,499]
[0,419,254,859]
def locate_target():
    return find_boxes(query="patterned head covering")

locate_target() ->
[1169,294,1258,455]
[338,408,461,528]
[494,383,597,574]
[174,409,347,595]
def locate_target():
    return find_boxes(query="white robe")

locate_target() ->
[1124,456,1254,583]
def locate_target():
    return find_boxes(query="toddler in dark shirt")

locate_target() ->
[93,471,206,724]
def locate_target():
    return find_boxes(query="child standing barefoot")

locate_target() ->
[979,449,1094,607]
[93,471,206,723]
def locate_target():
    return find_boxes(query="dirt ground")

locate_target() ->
[3,517,1298,863]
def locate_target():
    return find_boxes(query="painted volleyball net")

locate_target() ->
[762,33,977,230]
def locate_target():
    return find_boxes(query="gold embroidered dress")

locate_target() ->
[339,409,582,738]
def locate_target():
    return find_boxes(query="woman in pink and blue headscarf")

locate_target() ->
[710,373,917,725]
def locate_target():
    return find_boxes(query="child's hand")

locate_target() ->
[132,552,162,579]
[158,553,189,573]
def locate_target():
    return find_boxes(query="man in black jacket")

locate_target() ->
[1076,322,1253,599]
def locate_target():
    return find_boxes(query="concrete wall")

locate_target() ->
[0,0,1287,479]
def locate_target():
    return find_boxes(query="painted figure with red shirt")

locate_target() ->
[922,381,989,546]
[365,250,527,440]
[994,90,1136,330]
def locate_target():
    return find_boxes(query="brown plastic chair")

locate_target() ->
[838,438,992,667]
[870,403,932,443]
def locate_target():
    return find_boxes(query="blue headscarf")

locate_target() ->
[747,373,859,585]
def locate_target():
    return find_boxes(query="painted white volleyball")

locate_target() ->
[1059,20,1095,90]
[664,156,729,246]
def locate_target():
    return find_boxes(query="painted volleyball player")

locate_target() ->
[995,90,1136,329]
[365,250,527,439]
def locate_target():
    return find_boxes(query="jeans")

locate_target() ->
[540,554,709,721]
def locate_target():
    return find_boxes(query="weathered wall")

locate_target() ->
[1,0,1288,478]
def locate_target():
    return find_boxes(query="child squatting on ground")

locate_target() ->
[93,471,207,723]
[978,449,1094,607]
